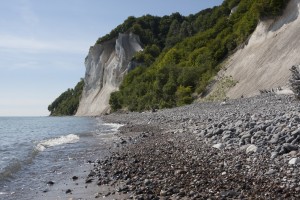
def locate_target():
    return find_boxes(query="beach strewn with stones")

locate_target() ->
[86,94,300,199]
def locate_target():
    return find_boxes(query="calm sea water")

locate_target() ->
[0,117,121,199]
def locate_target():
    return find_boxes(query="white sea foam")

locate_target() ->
[36,134,80,151]
[103,123,123,132]
[0,192,7,195]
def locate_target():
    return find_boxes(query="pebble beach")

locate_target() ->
[87,93,300,199]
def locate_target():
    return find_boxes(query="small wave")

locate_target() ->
[103,123,123,132]
[0,159,22,181]
[36,134,80,152]
[0,149,41,181]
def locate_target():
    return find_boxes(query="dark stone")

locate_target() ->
[214,129,224,135]
[292,128,300,136]
[291,135,300,144]
[279,143,298,154]
[85,178,93,183]
[65,189,72,194]
[117,185,129,192]
[95,192,101,198]
[283,143,298,151]
[104,192,111,197]
[120,139,127,144]
[286,136,295,143]
[220,190,239,197]
[88,171,96,177]
[47,181,54,186]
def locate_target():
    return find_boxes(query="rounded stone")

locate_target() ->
[246,144,260,154]
[289,158,300,165]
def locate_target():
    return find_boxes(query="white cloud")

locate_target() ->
[0,1,88,54]
[0,34,89,54]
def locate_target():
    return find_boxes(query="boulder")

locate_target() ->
[288,157,300,165]
[212,143,225,150]
[246,145,260,154]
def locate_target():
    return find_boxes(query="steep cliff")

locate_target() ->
[50,0,291,115]
[75,33,142,116]
[108,0,291,111]
[210,0,300,99]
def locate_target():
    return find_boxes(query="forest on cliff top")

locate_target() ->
[48,0,288,115]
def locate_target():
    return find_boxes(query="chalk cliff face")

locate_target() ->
[76,33,142,116]
[215,0,300,98]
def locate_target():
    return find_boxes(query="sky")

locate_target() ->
[0,0,223,116]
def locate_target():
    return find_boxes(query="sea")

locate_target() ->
[0,116,121,200]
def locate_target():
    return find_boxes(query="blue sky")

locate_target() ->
[0,0,223,116]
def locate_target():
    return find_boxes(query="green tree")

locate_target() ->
[165,19,181,48]
[176,86,193,106]
[109,91,122,111]
[48,79,84,116]
[88,0,290,112]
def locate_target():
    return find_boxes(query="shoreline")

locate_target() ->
[0,118,126,200]
[95,93,300,199]
[31,119,163,199]
[31,123,129,200]
[38,93,300,199]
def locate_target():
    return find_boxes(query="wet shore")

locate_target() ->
[44,93,300,199]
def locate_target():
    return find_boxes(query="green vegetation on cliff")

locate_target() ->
[109,0,289,112]
[49,0,289,115]
[48,79,84,116]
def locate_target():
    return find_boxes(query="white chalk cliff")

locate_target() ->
[216,0,300,98]
[76,33,142,116]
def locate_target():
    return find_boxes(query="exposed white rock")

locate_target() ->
[270,152,278,160]
[288,157,300,165]
[210,0,300,99]
[160,190,167,196]
[239,144,251,151]
[230,6,238,16]
[76,33,142,116]
[246,144,260,154]
[265,169,276,175]
[212,143,224,150]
